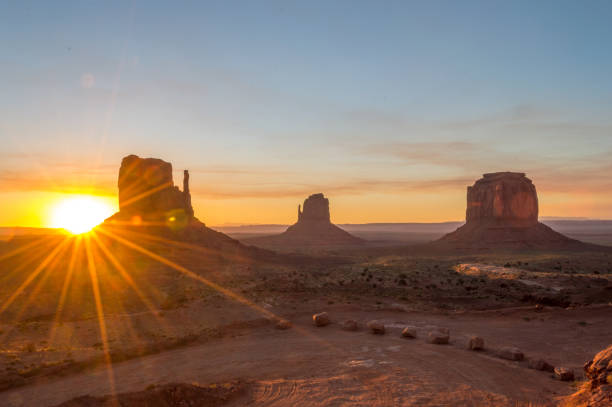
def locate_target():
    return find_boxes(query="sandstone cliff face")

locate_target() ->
[116,155,193,220]
[298,193,331,223]
[466,172,538,226]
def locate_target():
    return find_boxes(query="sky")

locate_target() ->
[1,0,612,227]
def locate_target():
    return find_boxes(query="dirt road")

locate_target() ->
[4,305,610,406]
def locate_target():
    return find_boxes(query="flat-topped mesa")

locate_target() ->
[434,171,591,249]
[116,154,193,220]
[297,193,331,223]
[466,172,538,226]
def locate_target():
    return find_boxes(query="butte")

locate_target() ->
[103,154,269,258]
[246,193,363,249]
[435,172,596,250]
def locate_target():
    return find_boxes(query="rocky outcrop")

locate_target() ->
[245,193,363,248]
[562,344,612,406]
[436,172,586,250]
[115,155,193,221]
[584,345,612,389]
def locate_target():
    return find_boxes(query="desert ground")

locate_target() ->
[0,224,611,406]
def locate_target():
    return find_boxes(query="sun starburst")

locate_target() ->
[50,195,115,234]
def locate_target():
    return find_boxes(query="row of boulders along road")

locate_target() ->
[303,312,581,383]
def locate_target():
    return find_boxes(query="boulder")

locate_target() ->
[341,319,359,331]
[367,320,385,335]
[427,331,449,345]
[554,367,575,381]
[468,336,485,351]
[528,358,554,372]
[275,319,292,330]
[313,312,330,327]
[401,326,417,339]
[497,346,524,361]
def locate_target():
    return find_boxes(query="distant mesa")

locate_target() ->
[246,193,363,248]
[436,172,589,249]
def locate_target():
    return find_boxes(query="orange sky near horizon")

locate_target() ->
[1,175,611,229]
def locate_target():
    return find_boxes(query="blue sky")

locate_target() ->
[1,1,612,225]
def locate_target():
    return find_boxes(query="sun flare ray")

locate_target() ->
[91,231,166,325]
[0,237,70,316]
[84,235,117,402]
[48,236,82,345]
[0,236,50,263]
[106,227,253,263]
[0,238,71,343]
[96,227,278,321]
[0,239,57,285]
[98,227,346,354]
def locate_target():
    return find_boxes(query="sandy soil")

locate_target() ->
[1,233,611,406]
[3,304,611,407]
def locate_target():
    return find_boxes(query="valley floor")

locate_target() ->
[3,304,611,406]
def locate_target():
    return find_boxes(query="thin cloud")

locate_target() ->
[189,176,473,200]
[0,169,116,196]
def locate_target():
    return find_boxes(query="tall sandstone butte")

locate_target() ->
[247,193,363,248]
[466,172,538,226]
[105,154,274,258]
[297,193,331,223]
[438,172,580,249]
[115,154,193,221]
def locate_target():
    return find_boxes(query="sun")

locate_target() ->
[50,195,116,234]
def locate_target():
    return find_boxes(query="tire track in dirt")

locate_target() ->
[2,314,577,406]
